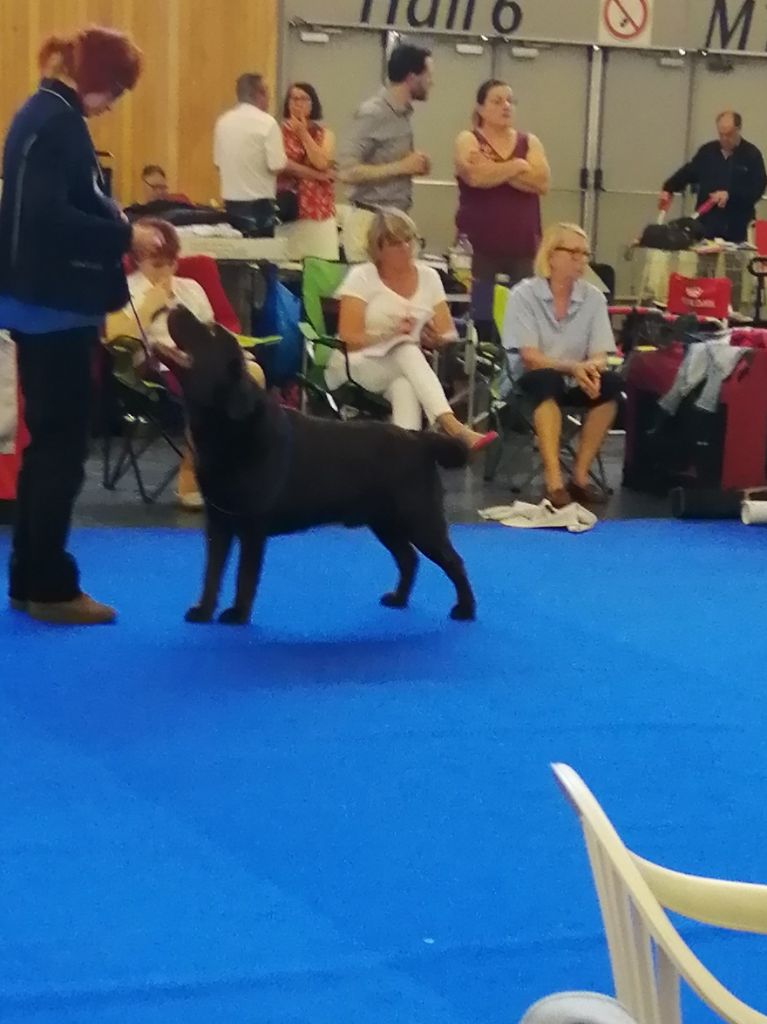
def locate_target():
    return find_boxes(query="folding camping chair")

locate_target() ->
[297,256,391,420]
[102,254,278,503]
[483,283,614,497]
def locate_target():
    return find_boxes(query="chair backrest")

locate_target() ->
[492,283,512,337]
[552,763,767,1024]
[176,254,240,335]
[666,274,731,321]
[301,256,350,369]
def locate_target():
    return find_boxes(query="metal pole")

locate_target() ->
[583,45,604,244]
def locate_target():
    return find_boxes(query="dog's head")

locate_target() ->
[165,306,259,420]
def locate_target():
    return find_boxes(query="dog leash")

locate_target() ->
[128,293,154,363]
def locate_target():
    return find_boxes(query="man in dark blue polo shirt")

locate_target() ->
[660,110,766,243]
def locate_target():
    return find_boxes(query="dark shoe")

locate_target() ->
[9,597,27,612]
[569,481,609,506]
[27,593,117,625]
[546,487,573,509]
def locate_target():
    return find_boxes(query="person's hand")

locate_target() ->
[143,282,172,318]
[153,340,192,370]
[573,362,601,400]
[710,189,729,208]
[658,190,673,211]
[399,151,430,177]
[311,166,336,183]
[507,158,531,180]
[131,223,163,259]
[419,319,444,350]
[393,315,418,338]
[288,115,310,139]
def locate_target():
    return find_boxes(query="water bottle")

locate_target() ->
[449,233,473,293]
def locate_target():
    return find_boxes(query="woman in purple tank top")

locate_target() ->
[454,79,550,332]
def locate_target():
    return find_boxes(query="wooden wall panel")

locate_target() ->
[178,0,280,205]
[0,0,279,205]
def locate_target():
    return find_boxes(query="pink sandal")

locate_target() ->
[470,430,499,454]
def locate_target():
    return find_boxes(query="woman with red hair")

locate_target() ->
[0,26,162,625]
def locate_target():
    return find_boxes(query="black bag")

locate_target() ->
[275,190,299,224]
[638,216,706,252]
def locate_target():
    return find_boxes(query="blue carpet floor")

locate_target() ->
[2,520,767,1024]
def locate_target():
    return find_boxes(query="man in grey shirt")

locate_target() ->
[339,44,433,261]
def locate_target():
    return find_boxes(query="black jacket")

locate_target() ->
[663,138,767,243]
[0,79,132,314]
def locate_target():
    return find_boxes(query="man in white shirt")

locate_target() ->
[213,73,287,237]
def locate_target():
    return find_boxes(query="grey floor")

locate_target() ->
[69,431,670,529]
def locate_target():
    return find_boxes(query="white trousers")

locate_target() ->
[325,343,452,430]
[341,207,376,263]
[275,217,339,261]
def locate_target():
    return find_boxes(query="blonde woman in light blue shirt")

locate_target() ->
[501,222,621,508]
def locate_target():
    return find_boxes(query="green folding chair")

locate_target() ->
[298,256,391,420]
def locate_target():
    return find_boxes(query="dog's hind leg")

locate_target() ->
[218,531,266,625]
[410,526,476,621]
[186,517,235,622]
[370,525,418,609]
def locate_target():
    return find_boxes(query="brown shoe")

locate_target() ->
[545,487,573,509]
[27,593,117,625]
[569,481,609,506]
[9,597,27,612]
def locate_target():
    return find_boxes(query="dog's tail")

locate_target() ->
[424,433,469,470]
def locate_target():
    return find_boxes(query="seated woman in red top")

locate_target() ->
[454,79,550,336]
[276,82,339,261]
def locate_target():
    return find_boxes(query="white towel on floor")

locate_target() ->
[479,500,598,533]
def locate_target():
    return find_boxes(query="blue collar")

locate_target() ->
[532,277,587,307]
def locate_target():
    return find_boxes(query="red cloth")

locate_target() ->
[0,379,28,501]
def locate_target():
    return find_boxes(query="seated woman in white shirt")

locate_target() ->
[500,222,622,508]
[105,217,214,355]
[328,208,496,453]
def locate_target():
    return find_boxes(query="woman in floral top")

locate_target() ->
[276,82,339,261]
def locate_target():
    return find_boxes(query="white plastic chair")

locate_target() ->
[551,763,767,1024]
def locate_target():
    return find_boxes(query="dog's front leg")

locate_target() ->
[185,515,234,623]
[218,530,266,625]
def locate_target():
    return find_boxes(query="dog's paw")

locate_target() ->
[218,606,250,625]
[380,591,408,609]
[450,603,476,622]
[185,604,213,623]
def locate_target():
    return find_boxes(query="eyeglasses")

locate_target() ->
[555,246,591,258]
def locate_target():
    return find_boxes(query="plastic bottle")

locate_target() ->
[449,233,473,293]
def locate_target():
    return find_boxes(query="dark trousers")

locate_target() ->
[518,368,624,408]
[9,328,96,603]
[471,251,534,341]
[224,198,276,238]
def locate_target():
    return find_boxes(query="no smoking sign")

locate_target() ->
[598,0,654,47]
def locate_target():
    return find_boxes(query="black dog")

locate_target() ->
[165,307,476,625]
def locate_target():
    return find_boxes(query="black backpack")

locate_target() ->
[638,216,706,251]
